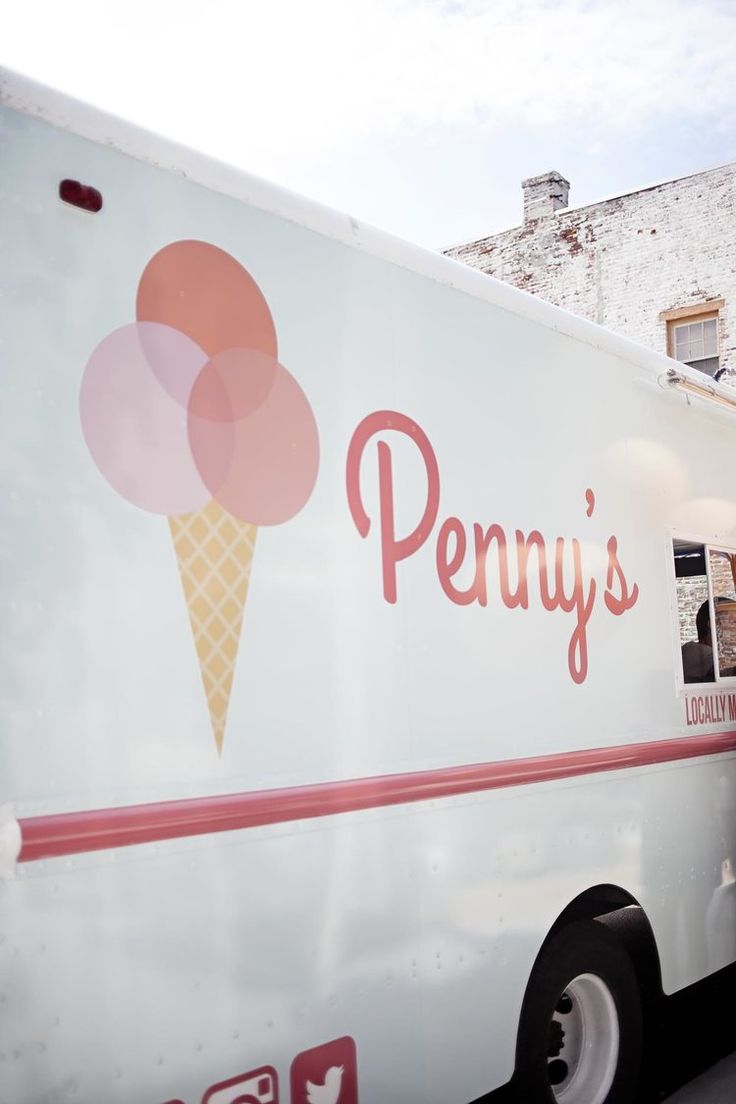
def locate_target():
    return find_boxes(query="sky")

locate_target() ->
[3,0,736,250]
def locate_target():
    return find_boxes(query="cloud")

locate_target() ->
[5,1,736,150]
[3,0,735,212]
[369,0,736,134]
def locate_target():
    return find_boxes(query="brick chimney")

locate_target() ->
[522,171,570,223]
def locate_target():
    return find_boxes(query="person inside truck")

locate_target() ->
[682,599,716,683]
[682,598,736,682]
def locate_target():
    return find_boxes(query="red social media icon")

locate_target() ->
[290,1037,358,1104]
[202,1065,279,1104]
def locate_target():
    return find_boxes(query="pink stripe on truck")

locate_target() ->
[18,729,736,862]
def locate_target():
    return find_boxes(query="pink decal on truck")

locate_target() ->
[79,241,320,753]
[346,410,439,603]
[80,241,319,523]
[346,411,638,684]
[291,1037,358,1104]
[18,729,736,862]
[201,1064,278,1103]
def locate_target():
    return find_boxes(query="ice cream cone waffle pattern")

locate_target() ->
[168,502,257,755]
[80,241,320,753]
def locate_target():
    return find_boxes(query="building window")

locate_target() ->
[661,299,724,378]
[672,316,719,376]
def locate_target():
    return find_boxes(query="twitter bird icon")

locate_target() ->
[290,1037,358,1104]
[306,1064,344,1104]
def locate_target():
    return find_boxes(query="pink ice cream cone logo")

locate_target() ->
[80,240,320,753]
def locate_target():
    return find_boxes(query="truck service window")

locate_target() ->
[673,539,736,683]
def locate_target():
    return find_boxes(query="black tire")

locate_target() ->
[513,919,643,1104]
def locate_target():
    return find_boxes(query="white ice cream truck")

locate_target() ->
[1,69,735,1104]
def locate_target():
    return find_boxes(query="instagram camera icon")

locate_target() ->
[202,1066,279,1104]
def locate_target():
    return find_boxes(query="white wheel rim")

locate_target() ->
[548,972,620,1104]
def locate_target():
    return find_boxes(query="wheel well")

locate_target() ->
[547,883,635,932]
[545,885,663,1004]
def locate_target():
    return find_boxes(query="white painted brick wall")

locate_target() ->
[445,163,736,375]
